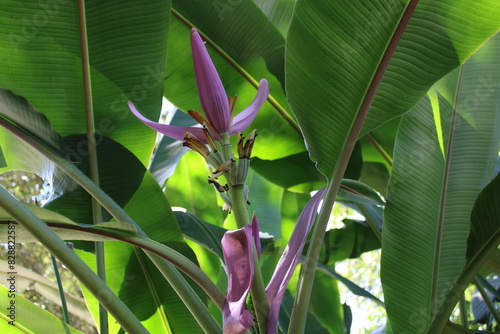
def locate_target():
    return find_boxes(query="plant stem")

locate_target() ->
[147,255,221,333]
[231,184,269,334]
[427,231,500,333]
[76,0,107,331]
[473,277,500,324]
[14,219,226,309]
[288,1,419,332]
[0,186,148,334]
[476,274,500,301]
[230,185,249,226]
[51,254,71,325]
[458,294,468,328]
[364,134,393,166]
[0,119,222,333]
[288,159,345,334]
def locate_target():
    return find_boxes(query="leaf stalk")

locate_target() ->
[0,186,148,334]
[288,0,420,332]
[77,0,107,331]
[0,117,222,333]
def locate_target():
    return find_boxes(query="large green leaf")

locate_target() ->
[250,151,326,192]
[252,0,296,37]
[427,172,500,332]
[164,150,227,228]
[478,248,500,278]
[338,179,385,207]
[467,172,500,263]
[245,170,283,243]
[0,285,84,333]
[359,117,400,196]
[286,0,500,178]
[250,143,363,192]
[316,263,384,307]
[278,290,329,334]
[41,134,204,332]
[175,211,225,258]
[0,0,170,165]
[77,240,203,334]
[317,221,381,265]
[361,117,400,169]
[381,35,500,334]
[45,135,145,225]
[0,88,75,194]
[309,270,344,333]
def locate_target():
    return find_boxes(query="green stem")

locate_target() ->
[473,277,500,324]
[0,119,222,333]
[20,220,226,309]
[476,274,500,300]
[220,133,234,165]
[148,256,221,333]
[230,185,249,227]
[0,186,148,334]
[51,254,71,325]
[288,161,344,334]
[364,134,393,166]
[427,231,500,333]
[458,294,468,328]
[231,184,269,334]
[64,170,221,333]
[288,1,419,332]
[76,0,107,331]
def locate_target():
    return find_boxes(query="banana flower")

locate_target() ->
[129,29,269,143]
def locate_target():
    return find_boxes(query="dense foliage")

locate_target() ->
[0,1,498,333]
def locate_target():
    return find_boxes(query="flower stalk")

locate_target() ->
[288,1,420,332]
[77,0,107,330]
[228,183,268,333]
[129,27,271,333]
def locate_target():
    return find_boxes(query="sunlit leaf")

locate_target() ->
[286,0,500,178]
[0,0,170,165]
[0,285,84,333]
[381,35,500,333]
[0,88,75,195]
[309,270,344,333]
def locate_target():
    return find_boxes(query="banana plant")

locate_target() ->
[0,0,498,333]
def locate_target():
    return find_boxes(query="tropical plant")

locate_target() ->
[0,0,498,333]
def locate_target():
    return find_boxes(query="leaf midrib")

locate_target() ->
[134,247,173,334]
[430,65,464,317]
